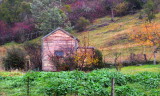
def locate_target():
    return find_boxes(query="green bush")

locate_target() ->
[3,47,26,70]
[115,2,129,16]
[143,0,156,22]
[125,0,145,9]
[92,49,104,68]
[75,17,90,32]
[115,85,143,96]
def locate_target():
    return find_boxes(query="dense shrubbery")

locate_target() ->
[115,2,130,16]
[0,20,35,44]
[1,70,159,96]
[3,47,26,70]
[23,42,42,70]
[125,0,146,10]
[75,17,90,32]
[92,49,104,68]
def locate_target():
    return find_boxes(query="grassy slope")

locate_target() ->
[110,64,160,74]
[76,13,160,62]
[0,13,160,65]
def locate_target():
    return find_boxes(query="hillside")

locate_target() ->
[0,13,160,66]
[77,13,160,63]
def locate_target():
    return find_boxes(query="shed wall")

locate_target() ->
[42,30,78,71]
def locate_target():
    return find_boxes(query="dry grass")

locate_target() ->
[0,13,160,64]
[0,70,24,76]
[77,13,160,63]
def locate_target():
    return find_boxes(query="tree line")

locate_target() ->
[0,0,160,44]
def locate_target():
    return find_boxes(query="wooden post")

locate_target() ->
[27,76,30,96]
[153,46,157,65]
[153,52,156,65]
[111,78,115,96]
[26,55,31,71]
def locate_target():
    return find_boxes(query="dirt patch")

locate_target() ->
[87,23,109,31]
[105,33,132,47]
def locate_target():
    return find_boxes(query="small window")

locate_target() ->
[54,51,64,57]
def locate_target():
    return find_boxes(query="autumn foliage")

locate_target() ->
[130,22,160,46]
[130,22,160,65]
[0,20,35,44]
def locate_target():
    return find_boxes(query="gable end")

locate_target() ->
[42,27,79,42]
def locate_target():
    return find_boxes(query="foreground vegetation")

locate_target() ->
[0,64,159,96]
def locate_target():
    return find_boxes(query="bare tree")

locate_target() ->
[23,42,42,70]
[105,0,122,21]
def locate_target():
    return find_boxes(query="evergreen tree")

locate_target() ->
[0,0,31,23]
[143,0,156,22]
[31,0,72,34]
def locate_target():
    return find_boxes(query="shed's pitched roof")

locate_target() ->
[42,27,80,42]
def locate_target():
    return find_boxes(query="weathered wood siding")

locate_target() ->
[42,29,78,71]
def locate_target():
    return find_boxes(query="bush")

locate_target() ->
[75,17,90,32]
[92,49,104,68]
[115,85,143,96]
[3,47,26,70]
[143,0,156,22]
[122,53,148,66]
[49,55,78,71]
[125,0,146,10]
[23,42,42,70]
[62,56,78,71]
[115,2,129,16]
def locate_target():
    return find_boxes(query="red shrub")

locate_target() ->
[0,20,9,37]
[67,0,107,24]
[0,19,35,44]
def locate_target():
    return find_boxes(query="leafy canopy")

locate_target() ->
[31,0,72,34]
[0,0,31,23]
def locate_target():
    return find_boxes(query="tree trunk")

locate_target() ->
[153,52,156,65]
[111,8,114,22]
[111,78,115,96]
[144,54,148,62]
[153,46,157,65]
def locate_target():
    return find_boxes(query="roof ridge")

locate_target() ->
[42,27,79,42]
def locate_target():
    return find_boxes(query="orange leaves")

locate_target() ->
[74,48,99,67]
[130,22,160,46]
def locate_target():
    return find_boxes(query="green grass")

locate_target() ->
[111,64,160,74]
[0,64,160,96]
[0,64,159,76]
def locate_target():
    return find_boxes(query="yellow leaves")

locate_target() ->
[130,22,160,46]
[74,49,99,66]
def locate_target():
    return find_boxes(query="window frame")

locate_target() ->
[54,50,64,57]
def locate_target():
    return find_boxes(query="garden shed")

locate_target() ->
[42,28,79,71]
